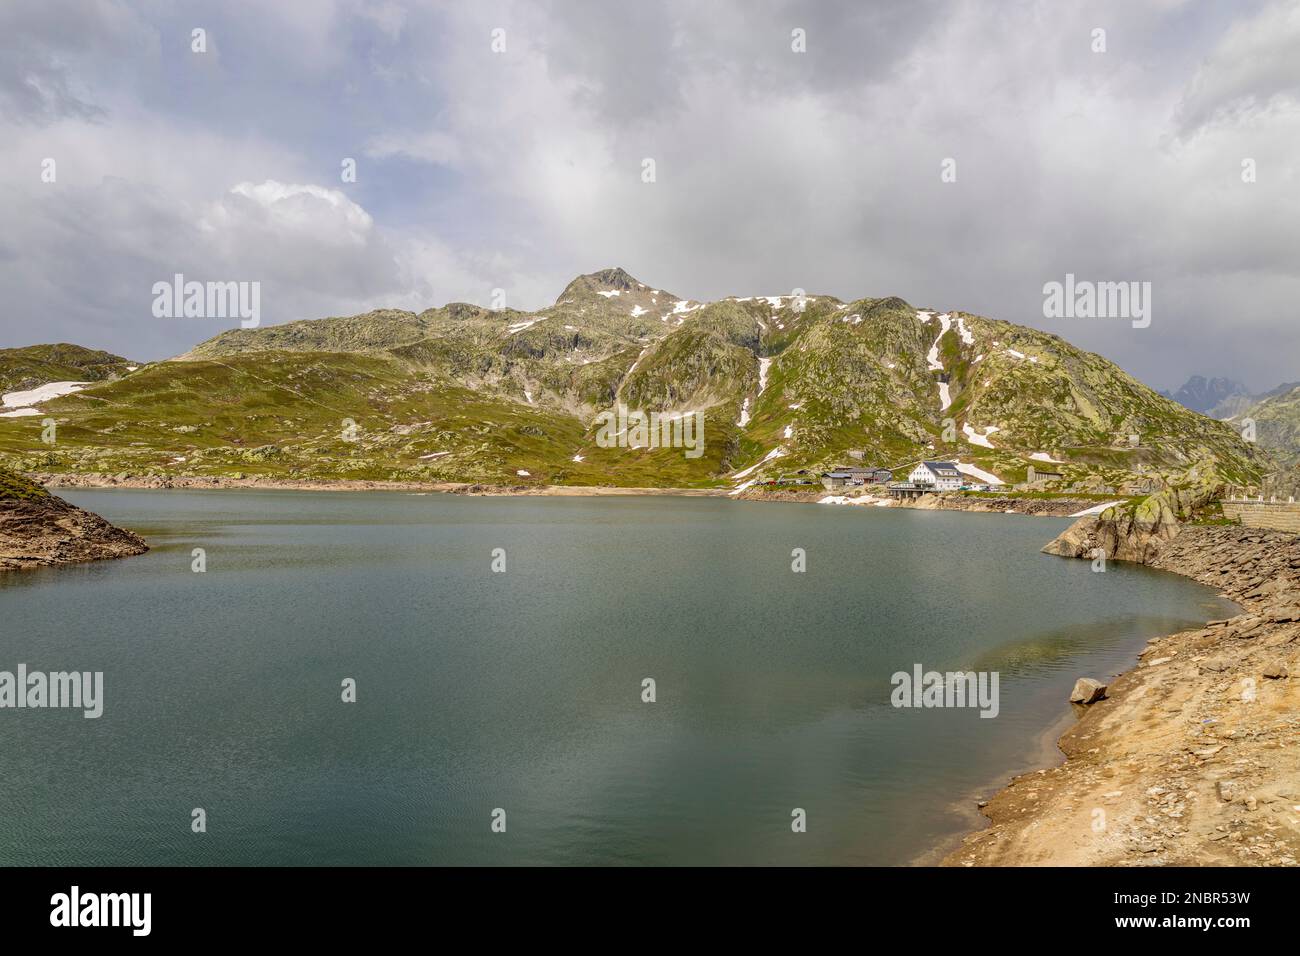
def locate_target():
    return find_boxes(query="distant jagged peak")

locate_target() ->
[1169,374,1251,415]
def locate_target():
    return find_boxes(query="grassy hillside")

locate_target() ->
[0,344,137,393]
[0,269,1273,491]
[0,467,49,500]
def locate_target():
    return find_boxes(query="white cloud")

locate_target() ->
[222,181,375,244]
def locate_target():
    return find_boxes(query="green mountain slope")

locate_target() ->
[1248,385,1300,464]
[1225,384,1300,495]
[0,269,1272,490]
[0,344,136,393]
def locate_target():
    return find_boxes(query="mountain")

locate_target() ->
[1245,383,1300,459]
[0,269,1271,491]
[1224,383,1300,495]
[1163,375,1254,419]
[0,344,137,393]
[1160,374,1300,493]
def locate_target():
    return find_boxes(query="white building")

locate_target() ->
[909,460,962,491]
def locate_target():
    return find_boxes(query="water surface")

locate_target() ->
[0,491,1234,865]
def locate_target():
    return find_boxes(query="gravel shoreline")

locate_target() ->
[943,524,1300,867]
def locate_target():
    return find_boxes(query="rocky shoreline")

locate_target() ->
[25,473,733,496]
[26,471,1123,517]
[0,471,148,572]
[891,493,1112,517]
[24,472,728,497]
[943,522,1300,866]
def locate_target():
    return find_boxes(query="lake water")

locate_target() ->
[0,491,1235,866]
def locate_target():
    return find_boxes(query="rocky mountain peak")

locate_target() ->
[588,267,638,289]
[555,267,656,304]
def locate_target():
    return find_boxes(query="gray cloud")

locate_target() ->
[1,0,1297,393]
[1174,1,1300,137]
[0,51,104,124]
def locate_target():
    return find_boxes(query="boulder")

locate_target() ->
[1262,660,1290,679]
[1069,677,1108,704]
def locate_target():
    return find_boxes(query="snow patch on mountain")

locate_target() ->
[926,313,952,371]
[956,315,974,345]
[963,423,1000,448]
[1069,500,1126,517]
[955,461,1003,485]
[736,397,751,428]
[4,381,90,407]
[731,445,786,481]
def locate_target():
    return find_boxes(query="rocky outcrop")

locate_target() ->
[1041,482,1220,564]
[1041,496,1179,563]
[0,470,148,571]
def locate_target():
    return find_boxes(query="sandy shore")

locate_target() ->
[942,524,1300,867]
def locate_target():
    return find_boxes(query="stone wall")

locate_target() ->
[1222,501,1300,534]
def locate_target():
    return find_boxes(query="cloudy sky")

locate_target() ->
[2,0,1297,391]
